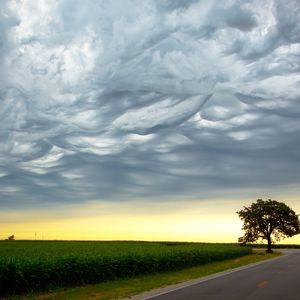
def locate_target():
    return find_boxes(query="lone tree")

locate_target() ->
[237,199,300,253]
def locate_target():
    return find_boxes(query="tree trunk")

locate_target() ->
[267,236,272,253]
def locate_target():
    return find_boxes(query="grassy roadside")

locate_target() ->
[11,250,280,300]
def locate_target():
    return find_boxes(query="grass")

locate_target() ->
[11,251,279,300]
[0,241,251,297]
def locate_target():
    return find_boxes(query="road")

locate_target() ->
[132,249,300,300]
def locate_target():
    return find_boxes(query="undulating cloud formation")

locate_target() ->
[1,0,300,209]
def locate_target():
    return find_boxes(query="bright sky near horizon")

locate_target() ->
[1,0,300,242]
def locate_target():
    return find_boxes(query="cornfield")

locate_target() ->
[0,241,251,297]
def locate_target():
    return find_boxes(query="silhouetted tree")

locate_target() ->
[7,235,15,241]
[237,199,300,253]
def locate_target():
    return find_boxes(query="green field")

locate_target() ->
[0,241,251,297]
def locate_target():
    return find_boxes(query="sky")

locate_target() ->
[1,0,300,243]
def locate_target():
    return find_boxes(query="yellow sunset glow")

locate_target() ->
[1,198,299,244]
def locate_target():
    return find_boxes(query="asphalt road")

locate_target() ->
[136,250,300,300]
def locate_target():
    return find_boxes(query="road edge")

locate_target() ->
[122,254,286,300]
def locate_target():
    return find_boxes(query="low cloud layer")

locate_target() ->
[1,0,300,208]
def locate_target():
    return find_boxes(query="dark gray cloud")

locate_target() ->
[1,0,300,209]
[224,4,258,32]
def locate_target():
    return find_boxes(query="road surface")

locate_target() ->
[131,249,300,300]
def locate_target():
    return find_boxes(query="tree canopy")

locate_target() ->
[237,199,300,253]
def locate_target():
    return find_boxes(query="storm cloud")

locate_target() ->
[1,0,300,208]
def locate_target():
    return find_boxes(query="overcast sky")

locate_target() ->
[1,0,300,211]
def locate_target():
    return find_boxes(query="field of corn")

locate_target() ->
[0,241,251,297]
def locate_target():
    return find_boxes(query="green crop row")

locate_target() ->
[0,241,251,297]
